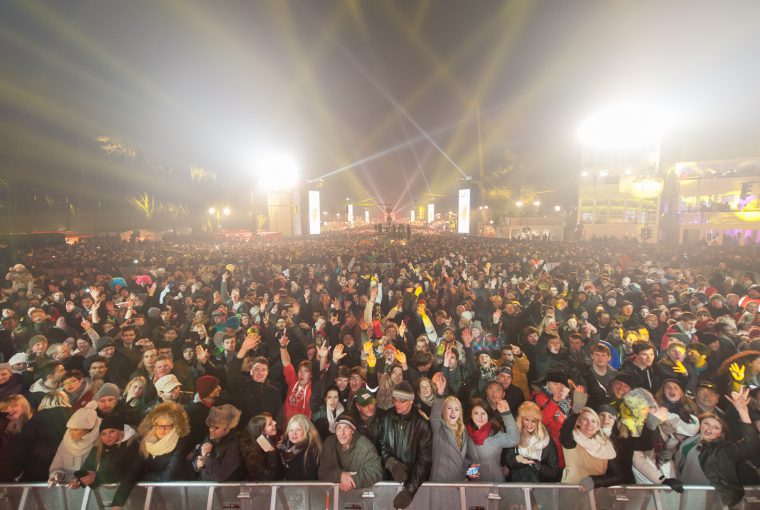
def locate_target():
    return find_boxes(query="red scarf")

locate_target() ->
[466,422,492,446]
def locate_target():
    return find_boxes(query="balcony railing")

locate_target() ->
[1,482,759,510]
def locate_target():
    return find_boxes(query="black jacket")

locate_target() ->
[76,435,140,504]
[697,423,759,507]
[378,407,433,494]
[16,406,72,481]
[242,436,282,481]
[503,437,560,482]
[226,356,283,428]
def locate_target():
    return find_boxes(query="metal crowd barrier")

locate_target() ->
[0,482,759,510]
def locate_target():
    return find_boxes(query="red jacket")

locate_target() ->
[533,391,568,468]
[282,363,312,423]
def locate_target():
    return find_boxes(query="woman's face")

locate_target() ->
[62,376,83,393]
[419,380,433,398]
[264,417,277,437]
[154,418,175,440]
[4,401,23,421]
[31,341,47,355]
[599,412,616,430]
[142,349,158,368]
[390,366,404,384]
[0,369,11,385]
[521,416,539,434]
[100,428,123,446]
[325,390,340,410]
[577,412,600,438]
[444,401,461,426]
[471,406,489,428]
[288,422,305,444]
[663,381,683,403]
[76,339,91,353]
[700,417,723,442]
[69,428,89,441]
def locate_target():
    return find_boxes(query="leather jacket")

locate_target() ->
[378,407,433,494]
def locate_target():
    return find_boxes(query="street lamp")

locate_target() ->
[222,207,231,216]
[554,205,561,213]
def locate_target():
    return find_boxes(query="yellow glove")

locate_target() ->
[367,350,376,368]
[363,341,373,354]
[395,350,407,365]
[729,362,745,382]
[672,361,687,375]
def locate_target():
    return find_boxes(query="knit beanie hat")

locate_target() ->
[195,375,220,399]
[95,383,121,401]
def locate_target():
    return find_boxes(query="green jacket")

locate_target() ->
[318,433,383,489]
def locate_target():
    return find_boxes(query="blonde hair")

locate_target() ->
[576,407,610,444]
[441,396,465,449]
[38,390,71,410]
[124,376,147,399]
[285,414,321,463]
[138,401,190,457]
[0,394,33,424]
[516,401,548,446]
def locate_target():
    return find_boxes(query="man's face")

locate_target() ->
[160,386,181,401]
[100,346,115,359]
[98,396,118,414]
[223,338,236,352]
[668,346,686,363]
[335,376,349,391]
[56,344,71,360]
[251,362,268,383]
[89,362,107,380]
[357,401,376,420]
[636,348,655,367]
[393,397,414,416]
[121,331,136,345]
[682,319,697,332]
[164,329,178,341]
[568,337,583,352]
[158,347,172,358]
[526,333,538,345]
[349,374,364,392]
[486,384,504,403]
[696,387,719,409]
[496,372,512,389]
[591,350,611,368]
[335,423,354,446]
[611,380,631,399]
[154,360,172,378]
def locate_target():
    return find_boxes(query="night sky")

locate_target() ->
[3,0,760,220]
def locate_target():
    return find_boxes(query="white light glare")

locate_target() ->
[222,207,231,216]
[254,151,300,192]
[208,207,216,215]
[578,104,673,149]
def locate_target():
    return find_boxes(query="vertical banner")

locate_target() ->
[410,209,415,222]
[458,189,470,234]
[427,203,435,223]
[308,190,320,235]
[347,204,354,226]
[364,209,370,224]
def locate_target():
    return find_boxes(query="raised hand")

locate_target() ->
[726,387,751,415]
[395,350,407,366]
[333,344,347,363]
[432,372,446,395]
[363,341,374,354]
[496,399,510,413]
[398,322,407,338]
[316,342,330,360]
[367,349,377,368]
[672,361,688,375]
[729,363,745,382]
[461,327,472,348]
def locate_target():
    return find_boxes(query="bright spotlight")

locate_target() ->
[208,207,216,215]
[254,151,300,192]
[578,104,673,149]
[515,201,523,207]
[222,207,231,216]
[533,201,541,206]
[581,171,588,177]
[554,205,561,212]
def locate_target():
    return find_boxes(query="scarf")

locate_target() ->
[466,422,492,446]
[419,310,438,342]
[62,426,100,458]
[287,381,309,412]
[326,404,345,433]
[144,429,180,458]
[518,434,550,461]
[572,429,616,460]
[419,392,435,409]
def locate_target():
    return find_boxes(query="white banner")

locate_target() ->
[427,203,434,223]
[458,189,470,234]
[410,209,415,222]
[364,209,370,223]
[308,190,320,235]
[348,204,354,226]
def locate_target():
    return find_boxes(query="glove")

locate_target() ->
[386,458,409,484]
[579,476,595,492]
[393,489,414,509]
[662,478,684,493]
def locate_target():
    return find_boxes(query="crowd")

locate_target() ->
[1,233,759,509]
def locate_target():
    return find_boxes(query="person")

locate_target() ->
[16,390,72,481]
[503,401,560,482]
[429,372,477,482]
[0,362,23,400]
[0,394,33,481]
[279,332,318,422]
[110,401,191,509]
[378,381,432,509]
[318,415,383,492]
[61,370,94,411]
[465,396,519,482]
[279,413,321,481]
[559,407,621,491]
[312,385,345,440]
[532,371,577,469]
[227,333,283,428]
[348,387,384,449]
[69,416,138,491]
[48,401,101,484]
[240,412,282,481]
[675,387,759,508]
[190,404,244,481]
[185,375,221,447]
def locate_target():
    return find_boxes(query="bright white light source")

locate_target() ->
[515,201,523,207]
[599,170,609,177]
[554,205,561,212]
[578,104,673,149]
[254,151,300,192]
[208,207,216,215]
[533,201,541,206]
[222,207,231,216]
[581,171,588,177]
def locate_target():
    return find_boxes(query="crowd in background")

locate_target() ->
[1,233,759,509]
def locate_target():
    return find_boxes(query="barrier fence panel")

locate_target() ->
[2,483,759,510]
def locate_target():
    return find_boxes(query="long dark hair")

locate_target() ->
[467,397,503,433]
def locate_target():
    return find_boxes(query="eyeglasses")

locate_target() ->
[155,423,174,431]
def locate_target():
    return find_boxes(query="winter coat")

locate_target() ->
[16,406,71,481]
[429,396,476,482]
[559,412,623,488]
[378,406,433,494]
[280,440,319,481]
[318,433,383,488]
[241,435,282,481]
[468,411,519,482]
[77,428,140,506]
[676,423,760,508]
[533,390,570,468]
[191,433,244,482]
[226,356,283,427]
[503,435,560,482]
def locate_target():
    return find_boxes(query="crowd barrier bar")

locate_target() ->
[1,482,759,510]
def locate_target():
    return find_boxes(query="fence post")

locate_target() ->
[269,484,278,510]
[79,486,91,510]
[522,487,532,510]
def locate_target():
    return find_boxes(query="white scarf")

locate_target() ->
[573,429,616,460]
[144,430,180,457]
[62,425,100,458]
[518,434,550,461]
[326,403,345,433]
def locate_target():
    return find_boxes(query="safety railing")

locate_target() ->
[1,482,759,510]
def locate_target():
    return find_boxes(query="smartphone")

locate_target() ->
[466,466,480,477]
